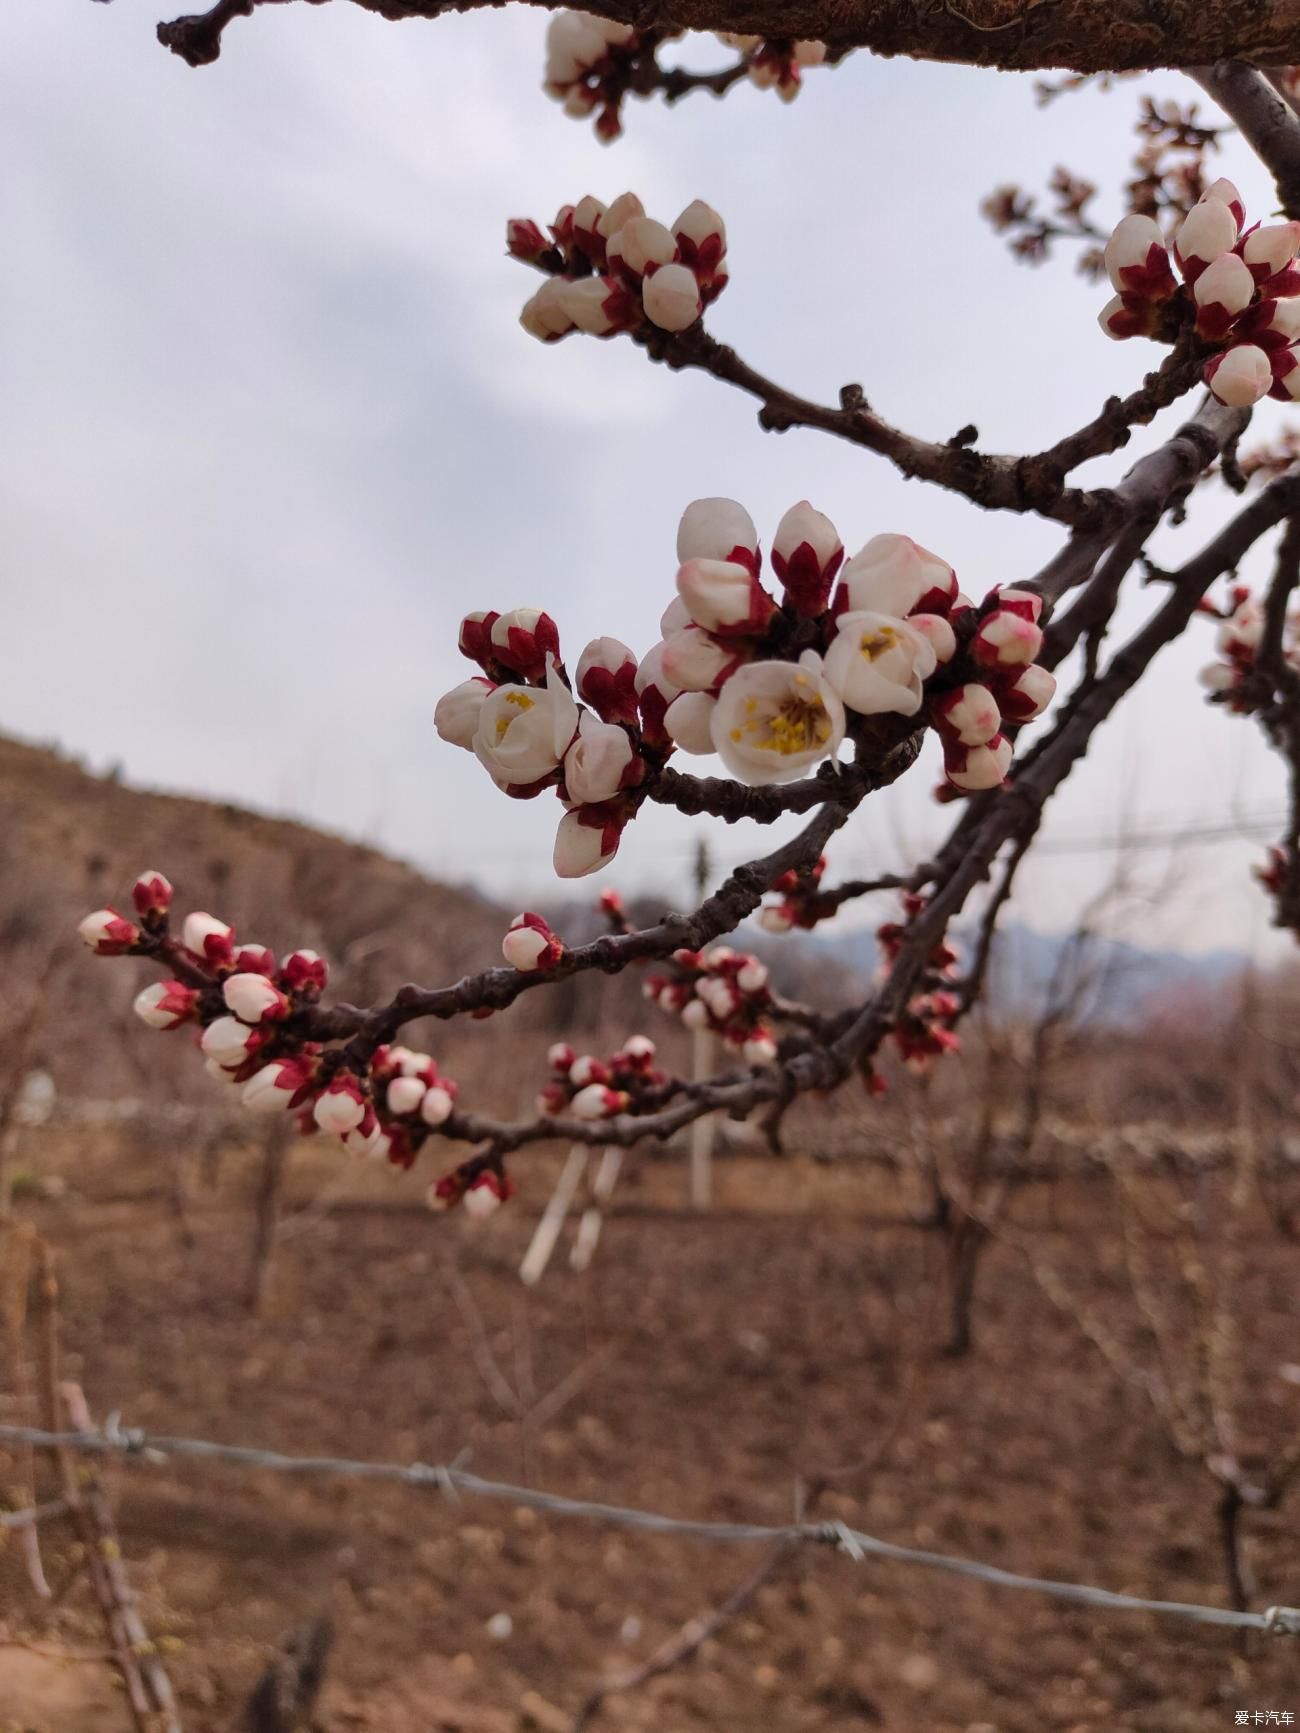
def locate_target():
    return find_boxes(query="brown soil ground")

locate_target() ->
[2,1137,1299,1733]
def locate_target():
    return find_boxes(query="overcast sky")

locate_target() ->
[2,1,1293,955]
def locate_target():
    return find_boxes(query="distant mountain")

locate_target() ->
[806,919,1244,1024]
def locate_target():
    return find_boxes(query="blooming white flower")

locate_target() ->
[641,263,701,332]
[664,691,718,755]
[435,678,494,751]
[1205,344,1273,407]
[743,1031,778,1062]
[759,905,795,934]
[564,711,638,803]
[824,611,937,717]
[473,661,577,788]
[834,534,956,618]
[709,651,845,785]
[676,497,758,568]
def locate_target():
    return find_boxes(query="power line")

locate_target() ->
[1,1420,1296,1638]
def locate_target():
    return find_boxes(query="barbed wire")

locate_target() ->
[2,1419,1297,1637]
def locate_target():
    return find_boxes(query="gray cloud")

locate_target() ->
[0,2,1287,952]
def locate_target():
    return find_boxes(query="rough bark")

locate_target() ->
[159,0,1300,75]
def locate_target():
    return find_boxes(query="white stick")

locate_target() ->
[569,1147,623,1272]
[519,1145,588,1287]
[690,1027,715,1210]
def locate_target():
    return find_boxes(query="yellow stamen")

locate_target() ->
[745,693,832,756]
[858,626,899,661]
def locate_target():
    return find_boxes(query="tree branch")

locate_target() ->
[156,0,1300,76]
[1190,61,1300,218]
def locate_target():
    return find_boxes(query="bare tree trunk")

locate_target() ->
[1218,1482,1255,1616]
[236,1616,333,1733]
[248,1122,291,1316]
[941,1214,989,1359]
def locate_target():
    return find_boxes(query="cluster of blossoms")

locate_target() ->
[643,945,777,1062]
[1197,583,1300,710]
[536,1034,665,1121]
[1099,177,1300,407]
[510,192,727,340]
[758,855,833,934]
[876,895,963,1075]
[434,501,1058,880]
[639,499,1054,794]
[541,12,828,141]
[76,872,471,1182]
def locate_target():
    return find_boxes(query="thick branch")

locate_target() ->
[1191,62,1300,219]
[157,0,1300,75]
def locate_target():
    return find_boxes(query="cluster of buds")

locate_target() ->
[1197,584,1300,711]
[510,192,727,340]
[434,502,1059,885]
[644,945,777,1062]
[1099,178,1300,407]
[714,33,828,101]
[436,609,651,877]
[642,499,1055,794]
[759,855,830,933]
[537,1035,665,1121]
[876,894,963,1075]
[543,10,644,140]
[502,911,566,972]
[78,872,462,1172]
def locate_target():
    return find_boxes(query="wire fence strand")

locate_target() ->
[1,1419,1297,1637]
